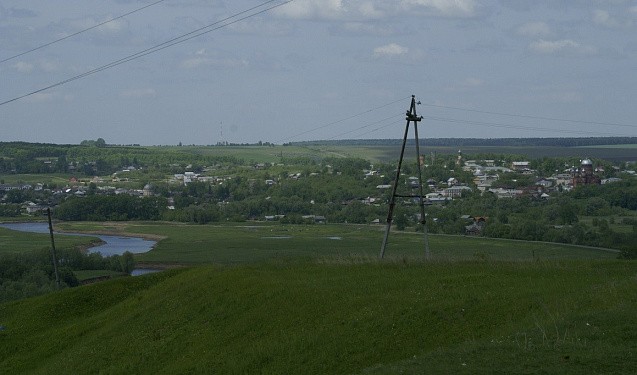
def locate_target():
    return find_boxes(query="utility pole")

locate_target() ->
[380,95,430,259]
[47,208,60,288]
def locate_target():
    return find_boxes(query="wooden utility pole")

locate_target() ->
[380,95,430,259]
[47,208,60,288]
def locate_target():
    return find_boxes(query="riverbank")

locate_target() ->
[53,221,168,242]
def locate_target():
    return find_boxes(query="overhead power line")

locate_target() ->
[0,0,167,64]
[277,96,411,143]
[419,102,637,130]
[0,0,292,107]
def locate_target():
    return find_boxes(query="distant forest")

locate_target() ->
[288,137,637,147]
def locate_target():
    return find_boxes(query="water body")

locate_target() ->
[0,222,156,256]
[0,222,159,275]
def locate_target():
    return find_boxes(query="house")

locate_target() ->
[511,161,530,171]
[536,178,553,188]
[24,202,46,214]
[443,185,472,198]
[302,215,326,224]
[465,222,482,235]
[602,178,622,184]
[488,187,523,198]
[464,216,487,235]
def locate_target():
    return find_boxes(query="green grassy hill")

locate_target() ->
[1,259,635,374]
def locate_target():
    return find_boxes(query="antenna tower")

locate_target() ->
[380,95,430,259]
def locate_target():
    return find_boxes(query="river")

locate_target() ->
[0,222,158,276]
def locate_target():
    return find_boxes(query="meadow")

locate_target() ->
[53,221,619,265]
[0,226,100,256]
[0,258,635,374]
[0,222,634,374]
[152,143,637,164]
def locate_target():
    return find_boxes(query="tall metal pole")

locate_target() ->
[413,117,430,259]
[380,95,428,258]
[380,111,411,258]
[47,208,60,288]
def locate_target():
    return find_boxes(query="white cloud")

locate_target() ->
[358,2,384,18]
[399,0,477,18]
[11,60,59,73]
[13,61,34,73]
[274,0,346,20]
[96,17,128,35]
[592,9,631,28]
[39,60,59,72]
[529,39,598,56]
[338,22,399,37]
[120,88,157,99]
[445,77,485,92]
[24,92,55,103]
[517,22,551,37]
[181,56,248,70]
[228,18,293,36]
[373,43,409,58]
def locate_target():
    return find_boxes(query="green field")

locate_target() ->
[1,259,635,374]
[0,226,100,255]
[0,222,634,374]
[148,143,637,164]
[0,173,73,185]
[54,222,619,265]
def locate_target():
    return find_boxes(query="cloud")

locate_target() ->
[13,61,34,73]
[358,2,385,18]
[373,43,409,58]
[529,39,598,56]
[12,60,60,74]
[517,21,551,37]
[592,9,632,28]
[274,0,346,20]
[335,22,401,37]
[445,77,485,92]
[0,5,37,19]
[95,17,129,35]
[180,50,249,70]
[399,0,477,18]
[120,88,157,99]
[228,18,293,36]
[24,92,55,103]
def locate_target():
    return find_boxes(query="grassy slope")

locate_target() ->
[54,222,619,265]
[0,227,100,255]
[1,260,635,374]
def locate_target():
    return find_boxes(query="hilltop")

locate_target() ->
[1,259,635,374]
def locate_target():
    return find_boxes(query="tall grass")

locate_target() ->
[1,259,635,374]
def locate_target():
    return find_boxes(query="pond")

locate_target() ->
[0,222,159,275]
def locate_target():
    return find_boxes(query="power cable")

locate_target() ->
[0,0,292,107]
[419,102,637,130]
[326,115,401,140]
[1,0,167,64]
[277,96,411,143]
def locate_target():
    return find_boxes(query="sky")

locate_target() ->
[1,0,637,145]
